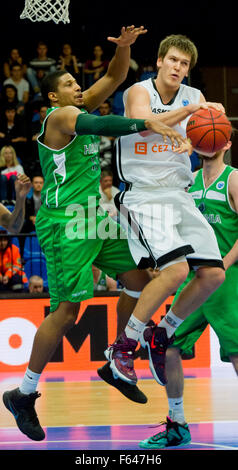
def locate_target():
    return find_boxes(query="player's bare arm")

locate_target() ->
[0,174,31,233]
[222,170,238,270]
[223,239,238,270]
[126,86,215,129]
[83,25,147,112]
[228,170,238,213]
[125,85,191,150]
[44,106,81,149]
[46,104,186,149]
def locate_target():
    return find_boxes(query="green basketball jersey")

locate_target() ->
[189,165,238,258]
[37,107,101,209]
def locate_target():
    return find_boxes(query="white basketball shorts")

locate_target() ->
[115,188,223,271]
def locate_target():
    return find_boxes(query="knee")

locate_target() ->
[197,266,225,289]
[59,301,80,329]
[119,269,151,291]
[177,264,190,284]
[166,262,189,287]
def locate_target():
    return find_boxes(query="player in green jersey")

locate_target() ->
[2,25,190,442]
[139,141,238,449]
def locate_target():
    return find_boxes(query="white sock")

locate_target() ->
[158,309,184,338]
[19,368,41,395]
[125,314,146,341]
[168,397,186,424]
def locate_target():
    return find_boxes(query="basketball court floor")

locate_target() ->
[0,366,238,453]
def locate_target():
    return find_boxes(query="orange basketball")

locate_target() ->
[186,108,232,155]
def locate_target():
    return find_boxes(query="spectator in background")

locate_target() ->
[0,85,20,115]
[58,43,80,79]
[99,100,112,116]
[0,145,24,202]
[84,45,109,87]
[31,105,47,141]
[99,170,119,219]
[28,275,44,293]
[4,63,30,105]
[0,229,28,291]
[29,104,47,172]
[26,41,56,98]
[3,48,27,80]
[0,105,27,162]
[21,174,43,233]
[97,100,115,170]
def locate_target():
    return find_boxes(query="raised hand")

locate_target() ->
[14,174,32,198]
[107,25,147,47]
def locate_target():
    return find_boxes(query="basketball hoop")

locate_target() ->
[20,0,70,24]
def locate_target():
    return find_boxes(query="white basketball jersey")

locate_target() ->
[116,78,201,189]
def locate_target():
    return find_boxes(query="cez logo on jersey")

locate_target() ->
[135,142,176,155]
[135,142,147,154]
[216,181,225,190]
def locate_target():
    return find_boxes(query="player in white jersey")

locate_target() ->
[101,34,226,390]
[118,78,200,190]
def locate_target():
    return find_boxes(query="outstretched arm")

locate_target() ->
[0,174,31,233]
[50,105,187,149]
[223,171,238,270]
[126,87,225,126]
[83,25,147,112]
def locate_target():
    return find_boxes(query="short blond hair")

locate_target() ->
[0,145,19,168]
[158,34,198,70]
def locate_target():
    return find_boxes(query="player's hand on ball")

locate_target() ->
[203,102,225,114]
[187,102,225,115]
[173,138,193,155]
[146,119,186,147]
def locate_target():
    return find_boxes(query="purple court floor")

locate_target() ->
[0,421,238,451]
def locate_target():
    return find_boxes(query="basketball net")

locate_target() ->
[20,0,70,24]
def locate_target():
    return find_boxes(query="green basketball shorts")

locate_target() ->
[170,265,238,362]
[35,205,137,312]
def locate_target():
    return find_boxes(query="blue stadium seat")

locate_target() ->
[23,233,45,261]
[24,258,48,288]
[139,71,156,81]
[11,237,20,249]
[112,91,124,115]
